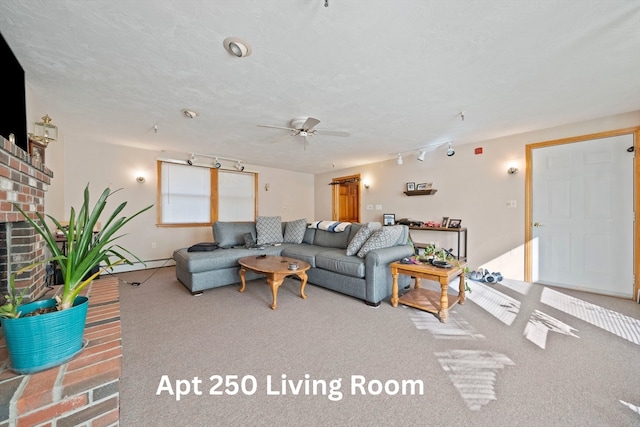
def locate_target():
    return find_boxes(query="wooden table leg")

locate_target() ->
[238,267,247,293]
[438,278,449,323]
[297,271,308,299]
[267,273,287,310]
[458,271,466,305]
[391,267,399,307]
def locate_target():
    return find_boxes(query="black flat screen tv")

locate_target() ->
[0,32,28,151]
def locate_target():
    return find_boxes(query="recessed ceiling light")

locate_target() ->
[223,37,252,57]
[181,109,198,119]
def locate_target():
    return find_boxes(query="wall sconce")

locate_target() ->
[507,167,519,175]
[30,114,58,146]
[136,176,146,183]
[363,181,370,189]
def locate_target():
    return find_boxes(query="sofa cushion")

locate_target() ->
[302,227,315,244]
[256,216,284,244]
[357,225,404,258]
[283,218,307,244]
[213,222,257,248]
[313,226,352,249]
[173,246,283,273]
[315,250,366,278]
[280,243,331,268]
[346,222,381,256]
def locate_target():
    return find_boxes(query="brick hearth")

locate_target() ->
[0,276,122,426]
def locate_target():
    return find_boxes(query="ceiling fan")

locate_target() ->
[257,117,350,143]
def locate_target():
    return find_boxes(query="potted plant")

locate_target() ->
[0,184,152,374]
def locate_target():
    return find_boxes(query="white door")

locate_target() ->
[531,134,634,298]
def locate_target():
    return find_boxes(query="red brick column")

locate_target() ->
[0,276,122,425]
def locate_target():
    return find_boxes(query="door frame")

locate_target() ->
[331,174,361,223]
[524,126,640,301]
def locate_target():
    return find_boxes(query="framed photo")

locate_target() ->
[441,217,449,228]
[28,139,46,163]
[383,213,395,226]
[448,218,462,228]
[416,183,427,190]
[406,182,415,191]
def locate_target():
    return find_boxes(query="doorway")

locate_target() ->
[331,174,361,223]
[525,127,639,299]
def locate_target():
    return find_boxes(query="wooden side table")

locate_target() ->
[390,260,466,322]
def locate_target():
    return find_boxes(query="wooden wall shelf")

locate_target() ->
[404,189,437,196]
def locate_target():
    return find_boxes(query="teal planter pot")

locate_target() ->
[1,296,89,374]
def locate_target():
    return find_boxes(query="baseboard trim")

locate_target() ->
[107,258,175,274]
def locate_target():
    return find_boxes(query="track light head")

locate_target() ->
[187,153,196,165]
[214,158,221,169]
[396,154,403,165]
[446,143,455,157]
[417,149,426,161]
[235,161,245,171]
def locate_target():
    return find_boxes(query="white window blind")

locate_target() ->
[161,162,210,224]
[217,170,255,221]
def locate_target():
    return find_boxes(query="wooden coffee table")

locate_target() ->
[390,260,466,322]
[238,255,310,310]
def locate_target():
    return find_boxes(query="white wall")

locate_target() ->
[42,140,313,272]
[315,110,640,280]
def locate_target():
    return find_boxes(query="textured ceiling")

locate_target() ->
[1,1,639,174]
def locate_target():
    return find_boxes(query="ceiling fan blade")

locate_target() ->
[315,129,351,137]
[301,117,320,131]
[257,124,297,132]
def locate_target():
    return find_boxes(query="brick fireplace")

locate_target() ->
[0,136,123,425]
[0,136,53,301]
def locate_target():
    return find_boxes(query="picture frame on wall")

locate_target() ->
[448,218,462,228]
[383,213,395,226]
[406,182,415,191]
[441,217,449,227]
[28,138,46,163]
[416,183,427,190]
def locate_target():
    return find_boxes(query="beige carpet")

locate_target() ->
[115,267,640,426]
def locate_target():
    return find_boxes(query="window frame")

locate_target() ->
[156,160,258,227]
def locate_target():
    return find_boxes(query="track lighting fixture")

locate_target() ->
[214,158,221,169]
[235,161,245,171]
[417,149,426,161]
[187,153,196,165]
[446,143,455,157]
[396,154,403,165]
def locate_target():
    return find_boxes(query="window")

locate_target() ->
[157,161,256,226]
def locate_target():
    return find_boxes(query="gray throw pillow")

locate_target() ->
[357,225,403,258]
[283,218,307,244]
[256,216,283,244]
[346,222,381,256]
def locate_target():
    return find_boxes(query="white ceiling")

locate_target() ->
[1,1,639,174]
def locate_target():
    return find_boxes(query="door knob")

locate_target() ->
[533,222,543,227]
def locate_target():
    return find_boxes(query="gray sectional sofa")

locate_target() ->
[173,220,414,306]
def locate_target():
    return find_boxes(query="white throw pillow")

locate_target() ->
[346,222,381,256]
